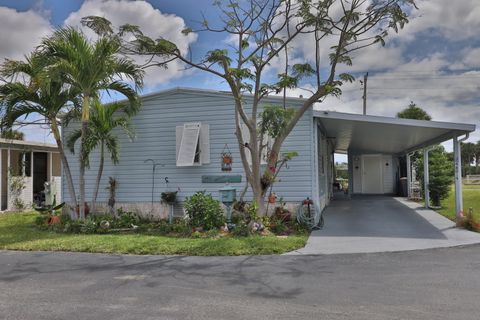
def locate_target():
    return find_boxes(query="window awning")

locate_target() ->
[314,111,476,154]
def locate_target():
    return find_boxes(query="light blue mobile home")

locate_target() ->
[62,87,335,217]
[63,87,475,219]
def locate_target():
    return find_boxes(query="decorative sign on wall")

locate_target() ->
[202,175,242,183]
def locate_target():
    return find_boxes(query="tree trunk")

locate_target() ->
[91,142,104,214]
[79,95,90,220]
[51,120,77,215]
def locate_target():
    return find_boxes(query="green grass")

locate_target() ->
[0,212,308,256]
[437,184,480,223]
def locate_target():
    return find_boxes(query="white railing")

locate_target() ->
[464,175,480,185]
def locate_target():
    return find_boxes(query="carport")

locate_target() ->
[314,111,476,221]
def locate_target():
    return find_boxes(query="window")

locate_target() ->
[176,123,210,166]
[240,123,272,166]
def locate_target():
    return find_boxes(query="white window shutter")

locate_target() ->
[200,124,210,164]
[176,123,201,166]
[240,123,252,166]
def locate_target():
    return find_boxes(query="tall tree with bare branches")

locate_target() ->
[82,0,416,214]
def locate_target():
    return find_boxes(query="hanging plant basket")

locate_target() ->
[161,191,178,204]
[223,154,233,164]
[221,144,233,172]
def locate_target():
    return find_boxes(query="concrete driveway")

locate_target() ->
[291,195,480,254]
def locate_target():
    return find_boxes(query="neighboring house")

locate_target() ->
[61,87,475,218]
[0,139,62,211]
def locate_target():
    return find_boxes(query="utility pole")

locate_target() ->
[362,72,368,115]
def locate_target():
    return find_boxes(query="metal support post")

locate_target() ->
[423,148,430,208]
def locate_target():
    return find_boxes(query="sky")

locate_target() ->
[0,0,479,162]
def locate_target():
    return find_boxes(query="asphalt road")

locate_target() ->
[1,246,480,320]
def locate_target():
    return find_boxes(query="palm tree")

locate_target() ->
[1,129,25,140]
[40,27,143,219]
[0,53,79,210]
[66,99,134,213]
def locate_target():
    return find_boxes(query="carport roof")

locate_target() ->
[314,111,476,154]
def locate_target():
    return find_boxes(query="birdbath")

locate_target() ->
[219,185,236,230]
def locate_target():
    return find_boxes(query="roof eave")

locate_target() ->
[313,110,476,133]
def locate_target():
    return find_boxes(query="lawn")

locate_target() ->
[437,184,480,223]
[0,212,308,256]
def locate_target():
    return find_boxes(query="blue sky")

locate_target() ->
[0,0,479,157]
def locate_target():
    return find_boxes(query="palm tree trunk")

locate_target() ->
[91,142,104,214]
[79,95,90,220]
[51,120,77,214]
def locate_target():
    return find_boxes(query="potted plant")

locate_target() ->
[35,198,65,225]
[161,191,178,204]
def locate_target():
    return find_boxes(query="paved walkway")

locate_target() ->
[290,195,480,255]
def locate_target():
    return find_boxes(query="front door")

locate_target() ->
[362,155,383,194]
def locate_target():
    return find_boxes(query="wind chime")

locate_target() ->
[221,143,233,172]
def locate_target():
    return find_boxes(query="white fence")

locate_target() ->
[464,175,480,185]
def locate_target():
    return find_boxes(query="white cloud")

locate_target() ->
[395,0,480,42]
[463,48,480,68]
[0,7,53,143]
[0,7,51,60]
[64,0,198,87]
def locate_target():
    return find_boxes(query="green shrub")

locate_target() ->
[203,228,220,238]
[269,217,287,235]
[170,220,192,236]
[34,215,50,229]
[63,220,83,233]
[246,201,259,221]
[293,219,311,234]
[115,208,139,228]
[231,211,246,225]
[231,221,250,237]
[80,218,98,234]
[184,191,225,230]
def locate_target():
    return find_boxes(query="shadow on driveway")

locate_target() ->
[315,195,447,239]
